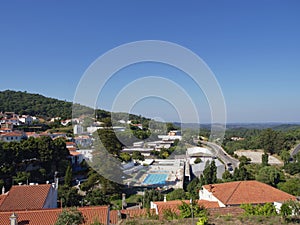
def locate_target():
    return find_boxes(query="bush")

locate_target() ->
[241,203,277,216]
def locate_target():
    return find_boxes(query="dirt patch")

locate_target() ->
[235,150,282,165]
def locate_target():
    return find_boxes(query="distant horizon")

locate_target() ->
[2,89,300,125]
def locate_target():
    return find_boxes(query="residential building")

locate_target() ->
[0,184,58,211]
[73,124,84,135]
[19,115,33,125]
[199,180,296,207]
[0,206,111,225]
[0,131,25,142]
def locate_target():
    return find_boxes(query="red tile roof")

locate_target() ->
[153,200,219,217]
[203,180,297,205]
[1,131,23,137]
[121,208,152,218]
[0,206,110,225]
[68,147,77,152]
[0,194,7,206]
[0,184,52,211]
[69,151,81,156]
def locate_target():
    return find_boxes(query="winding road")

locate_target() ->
[291,143,300,157]
[202,141,240,169]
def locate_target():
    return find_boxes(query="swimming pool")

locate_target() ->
[142,173,168,185]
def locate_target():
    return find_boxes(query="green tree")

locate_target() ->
[259,129,285,155]
[187,177,202,200]
[255,166,283,187]
[278,178,300,196]
[280,150,291,166]
[13,171,30,185]
[55,207,85,225]
[119,152,131,162]
[222,170,233,181]
[194,157,202,164]
[85,188,109,206]
[241,203,277,216]
[261,153,269,167]
[167,189,187,200]
[58,186,82,207]
[132,151,145,161]
[64,164,73,188]
[179,201,208,218]
[202,160,217,184]
[144,189,163,209]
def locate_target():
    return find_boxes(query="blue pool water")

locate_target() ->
[143,174,168,185]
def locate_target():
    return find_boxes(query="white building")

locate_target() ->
[74,124,84,135]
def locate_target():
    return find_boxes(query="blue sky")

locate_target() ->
[0,1,299,123]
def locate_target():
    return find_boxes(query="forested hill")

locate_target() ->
[0,90,73,119]
[0,90,151,122]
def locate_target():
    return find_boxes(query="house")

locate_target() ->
[168,130,181,136]
[0,183,58,211]
[75,135,92,148]
[122,147,153,157]
[150,199,219,218]
[77,149,93,162]
[199,180,297,207]
[69,151,84,165]
[66,141,77,149]
[0,131,25,142]
[19,115,34,125]
[0,206,111,225]
[74,124,84,134]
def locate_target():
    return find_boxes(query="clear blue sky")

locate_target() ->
[0,1,299,123]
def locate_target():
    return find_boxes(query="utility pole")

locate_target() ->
[190,198,194,225]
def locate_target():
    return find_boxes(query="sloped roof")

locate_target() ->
[121,208,151,218]
[0,206,110,225]
[0,194,7,206]
[203,180,296,205]
[187,147,212,156]
[0,184,52,211]
[153,199,219,216]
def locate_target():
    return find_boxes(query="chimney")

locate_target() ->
[2,186,5,194]
[121,193,127,210]
[54,171,59,190]
[164,194,167,202]
[10,212,18,225]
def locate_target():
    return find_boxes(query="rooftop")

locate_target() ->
[0,184,53,211]
[0,206,110,225]
[203,180,296,205]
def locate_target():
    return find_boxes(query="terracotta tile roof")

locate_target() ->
[68,147,77,152]
[121,208,152,218]
[203,180,297,205]
[0,194,7,206]
[66,141,76,146]
[1,131,23,137]
[0,206,110,225]
[69,151,81,156]
[153,200,219,216]
[0,184,52,211]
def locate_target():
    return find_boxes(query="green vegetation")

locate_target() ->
[167,188,187,201]
[0,136,69,189]
[0,90,73,119]
[241,203,277,216]
[55,207,85,225]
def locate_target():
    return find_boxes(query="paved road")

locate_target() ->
[202,141,240,169]
[291,143,300,157]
